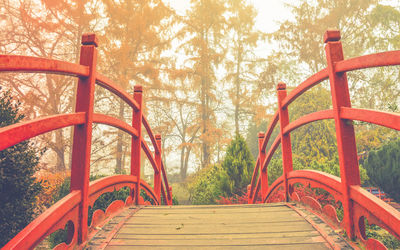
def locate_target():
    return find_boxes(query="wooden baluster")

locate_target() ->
[258,132,268,202]
[154,134,162,204]
[324,30,360,239]
[132,85,143,205]
[70,33,98,244]
[277,82,293,202]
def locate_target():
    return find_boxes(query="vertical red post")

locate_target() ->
[324,30,360,239]
[258,132,268,201]
[154,134,162,204]
[70,33,97,244]
[131,85,143,205]
[277,82,293,202]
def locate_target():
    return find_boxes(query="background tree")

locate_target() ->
[225,0,265,136]
[180,0,228,168]
[0,0,102,171]
[0,89,42,247]
[100,0,176,174]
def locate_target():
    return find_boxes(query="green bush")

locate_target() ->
[189,135,255,204]
[219,135,255,197]
[364,138,400,202]
[267,156,369,185]
[188,164,223,205]
[0,90,43,247]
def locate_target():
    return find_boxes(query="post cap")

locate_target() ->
[277,82,286,90]
[323,30,341,43]
[134,85,143,92]
[81,33,98,47]
[258,132,265,138]
[155,134,161,140]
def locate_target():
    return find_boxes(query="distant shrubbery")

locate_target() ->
[363,138,400,202]
[189,135,254,204]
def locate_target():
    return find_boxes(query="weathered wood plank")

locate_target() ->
[108,235,326,246]
[113,231,320,240]
[105,242,330,250]
[101,204,338,250]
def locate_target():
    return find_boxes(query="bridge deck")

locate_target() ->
[91,203,351,249]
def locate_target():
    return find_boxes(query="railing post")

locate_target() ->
[154,134,162,204]
[277,82,293,202]
[70,33,97,244]
[132,85,143,205]
[258,132,268,201]
[324,30,360,239]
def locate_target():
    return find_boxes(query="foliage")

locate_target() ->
[216,193,248,205]
[366,223,400,250]
[267,156,368,186]
[0,90,43,247]
[189,135,255,204]
[188,164,223,205]
[364,138,400,202]
[35,171,70,213]
[289,86,338,166]
[219,135,255,197]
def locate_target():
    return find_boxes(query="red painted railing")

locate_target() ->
[1,34,172,249]
[248,30,400,248]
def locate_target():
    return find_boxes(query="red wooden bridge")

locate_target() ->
[1,30,399,249]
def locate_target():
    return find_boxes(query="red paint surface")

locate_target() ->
[248,29,400,247]
[2,33,172,249]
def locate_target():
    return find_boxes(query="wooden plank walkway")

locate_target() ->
[91,203,352,249]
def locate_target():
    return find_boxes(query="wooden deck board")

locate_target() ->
[100,203,343,249]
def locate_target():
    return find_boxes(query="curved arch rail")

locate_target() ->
[1,33,172,249]
[248,29,400,249]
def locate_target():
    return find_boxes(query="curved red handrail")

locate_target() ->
[340,107,400,131]
[350,186,400,239]
[281,68,328,109]
[249,135,281,200]
[4,174,162,249]
[0,113,85,151]
[93,113,139,138]
[141,139,160,174]
[0,55,89,77]
[88,175,159,206]
[261,135,281,172]
[161,161,172,201]
[283,110,334,135]
[3,190,81,249]
[262,170,343,203]
[142,115,160,154]
[248,157,260,200]
[261,112,279,152]
[249,31,400,247]
[335,50,400,73]
[1,34,173,249]
[95,73,140,112]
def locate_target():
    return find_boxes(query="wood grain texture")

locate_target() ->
[104,203,334,249]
